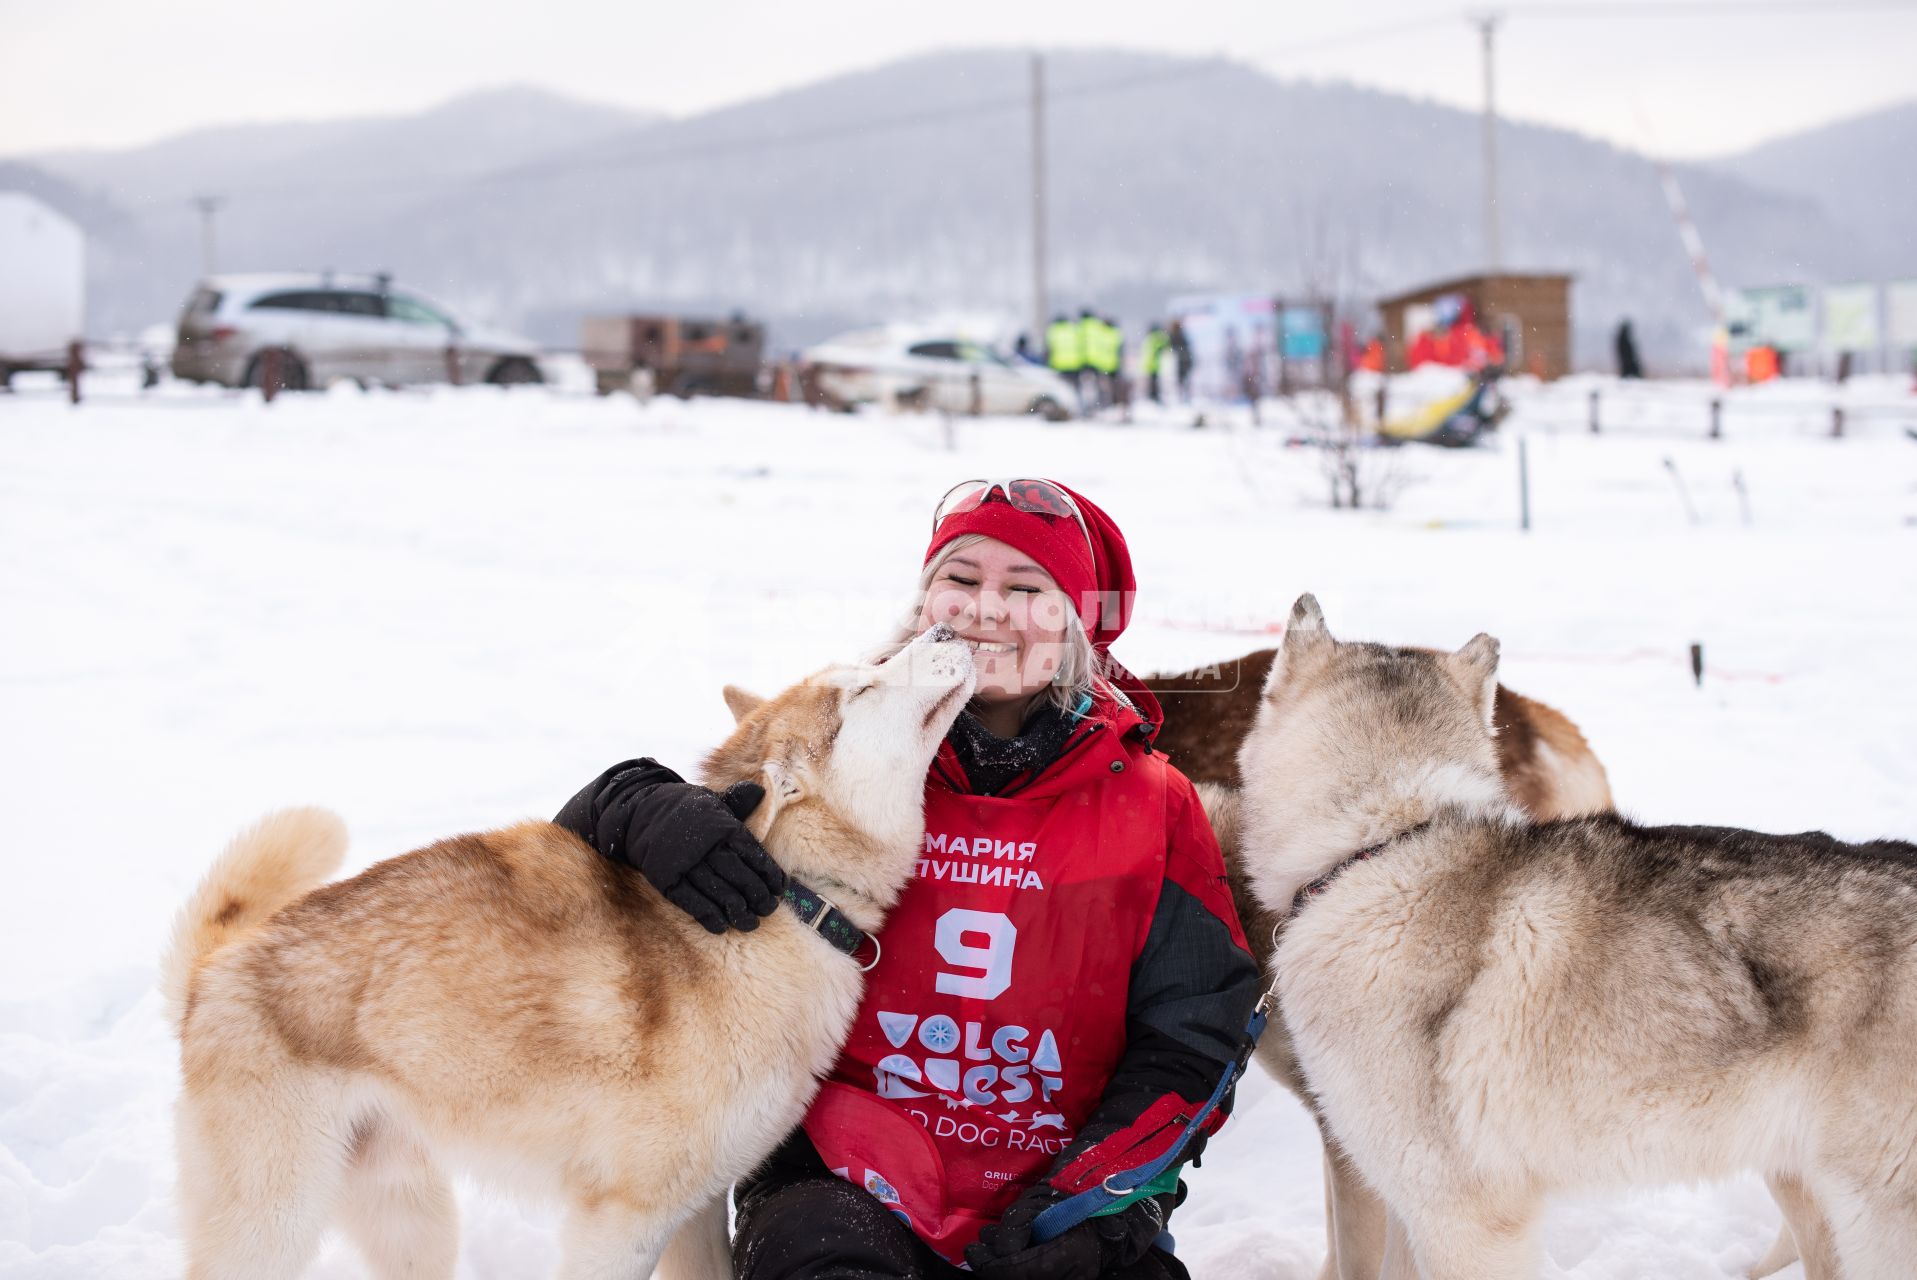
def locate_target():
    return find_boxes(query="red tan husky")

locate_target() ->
[162,625,974,1279]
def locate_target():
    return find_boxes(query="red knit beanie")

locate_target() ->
[924,480,1134,646]
[923,481,1161,727]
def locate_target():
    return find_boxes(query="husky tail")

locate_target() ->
[161,807,347,1034]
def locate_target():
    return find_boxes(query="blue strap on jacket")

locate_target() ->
[1029,995,1271,1244]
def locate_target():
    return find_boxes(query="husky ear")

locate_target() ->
[743,758,805,842]
[763,758,805,804]
[1264,593,1333,701]
[722,685,766,724]
[1448,633,1501,729]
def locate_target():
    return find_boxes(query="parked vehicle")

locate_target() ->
[0,192,85,387]
[802,328,1073,420]
[170,274,544,391]
[582,313,765,399]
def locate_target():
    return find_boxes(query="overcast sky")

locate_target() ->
[3,0,1913,160]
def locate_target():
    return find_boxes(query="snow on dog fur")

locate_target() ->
[162,625,973,1280]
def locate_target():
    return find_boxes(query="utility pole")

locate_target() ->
[1030,51,1048,342]
[191,195,224,276]
[1475,13,1502,271]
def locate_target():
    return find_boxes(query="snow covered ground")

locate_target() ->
[3,369,1914,1278]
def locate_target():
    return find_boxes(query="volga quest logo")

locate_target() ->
[872,1011,1071,1153]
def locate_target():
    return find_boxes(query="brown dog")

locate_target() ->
[1153,646,1612,815]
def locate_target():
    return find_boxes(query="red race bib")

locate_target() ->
[806,749,1167,1261]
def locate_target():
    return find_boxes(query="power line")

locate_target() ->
[1463,0,1915,274]
[124,18,1459,214]
[109,0,1914,217]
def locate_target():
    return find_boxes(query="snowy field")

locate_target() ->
[3,368,1915,1278]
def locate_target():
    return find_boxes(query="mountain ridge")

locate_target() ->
[9,55,1909,367]
[1708,96,1915,280]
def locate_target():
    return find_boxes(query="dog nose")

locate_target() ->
[923,623,957,644]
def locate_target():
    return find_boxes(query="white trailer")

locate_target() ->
[0,192,86,384]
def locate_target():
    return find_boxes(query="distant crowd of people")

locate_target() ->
[1000,301,1831,414]
[1015,310,1193,413]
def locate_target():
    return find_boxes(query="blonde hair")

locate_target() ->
[866,534,1102,717]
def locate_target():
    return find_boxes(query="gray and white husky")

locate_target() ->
[1234,593,1917,1280]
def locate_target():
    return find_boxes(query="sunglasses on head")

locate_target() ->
[932,480,1095,562]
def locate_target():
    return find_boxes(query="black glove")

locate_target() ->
[965,1182,1167,1280]
[555,759,785,934]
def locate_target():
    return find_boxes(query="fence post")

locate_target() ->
[1709,397,1722,440]
[1517,436,1531,532]
[969,369,982,417]
[1830,405,1845,439]
[1588,388,1600,434]
[444,345,462,387]
[65,341,84,406]
[261,347,283,403]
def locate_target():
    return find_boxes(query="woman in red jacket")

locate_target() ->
[558,479,1260,1280]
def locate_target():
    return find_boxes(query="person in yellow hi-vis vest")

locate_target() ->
[1075,311,1102,409]
[1141,324,1169,405]
[1046,313,1086,413]
[1080,311,1121,411]
[1101,317,1126,410]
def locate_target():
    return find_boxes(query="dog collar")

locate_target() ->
[782,879,881,972]
[1289,821,1433,917]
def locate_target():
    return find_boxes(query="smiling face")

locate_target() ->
[914,536,1076,707]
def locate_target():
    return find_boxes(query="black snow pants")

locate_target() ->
[732,1134,1191,1280]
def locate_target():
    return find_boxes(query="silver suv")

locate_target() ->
[171,273,544,390]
